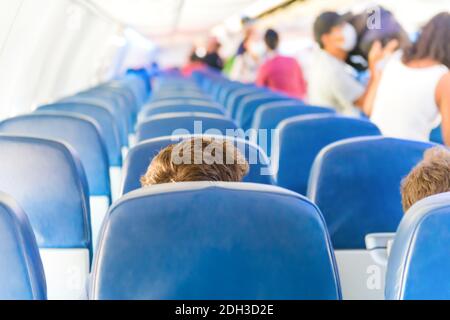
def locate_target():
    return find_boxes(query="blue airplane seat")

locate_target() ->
[274,114,381,195]
[37,103,122,166]
[91,182,341,300]
[0,135,92,299]
[0,192,47,300]
[235,93,293,130]
[136,113,239,142]
[0,113,110,198]
[308,136,435,249]
[386,192,450,300]
[251,103,336,157]
[61,95,129,146]
[140,104,225,119]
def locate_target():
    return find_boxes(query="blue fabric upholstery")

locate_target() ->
[0,113,111,197]
[275,115,381,195]
[228,89,266,118]
[430,125,443,144]
[61,95,129,146]
[148,96,212,104]
[84,88,136,129]
[136,113,239,142]
[121,135,274,194]
[235,94,293,130]
[0,136,91,251]
[99,83,139,116]
[0,192,47,300]
[251,103,335,157]
[141,105,225,118]
[91,182,341,300]
[37,103,122,166]
[308,137,435,249]
[386,192,450,300]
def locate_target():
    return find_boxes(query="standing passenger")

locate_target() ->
[309,11,397,116]
[203,37,224,71]
[369,12,450,144]
[256,29,307,100]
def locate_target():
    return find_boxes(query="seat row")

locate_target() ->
[3,177,450,300]
[0,71,448,300]
[0,71,151,299]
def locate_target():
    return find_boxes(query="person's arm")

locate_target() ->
[355,40,399,115]
[437,72,450,145]
[255,63,267,87]
[295,61,308,101]
[361,69,383,116]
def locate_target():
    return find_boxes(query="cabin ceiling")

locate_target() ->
[90,0,264,41]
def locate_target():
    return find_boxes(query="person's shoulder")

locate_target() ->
[438,72,450,92]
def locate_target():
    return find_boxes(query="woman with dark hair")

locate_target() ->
[369,12,450,144]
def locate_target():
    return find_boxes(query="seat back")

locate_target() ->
[386,192,450,300]
[91,182,341,300]
[274,115,381,195]
[235,93,293,130]
[251,103,335,157]
[0,136,91,299]
[37,103,122,166]
[145,99,218,110]
[136,113,239,142]
[227,88,265,118]
[141,104,225,118]
[61,95,129,146]
[0,113,110,197]
[0,192,47,300]
[83,88,135,130]
[430,125,443,144]
[308,136,435,249]
[121,135,274,195]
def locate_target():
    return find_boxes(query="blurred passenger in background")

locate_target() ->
[346,6,410,72]
[309,11,397,116]
[229,28,261,83]
[369,12,450,144]
[203,37,224,71]
[256,29,307,100]
[182,48,206,77]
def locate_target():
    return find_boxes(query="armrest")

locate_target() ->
[365,233,396,267]
[365,233,396,251]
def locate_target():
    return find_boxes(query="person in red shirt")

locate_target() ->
[256,29,307,100]
[182,49,206,77]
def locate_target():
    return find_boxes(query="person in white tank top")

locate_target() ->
[367,12,450,144]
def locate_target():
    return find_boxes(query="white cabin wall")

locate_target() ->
[0,0,143,120]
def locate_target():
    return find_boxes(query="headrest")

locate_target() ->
[136,113,239,142]
[37,103,122,166]
[235,94,292,130]
[0,113,110,196]
[386,192,450,300]
[226,87,263,115]
[252,103,335,130]
[0,192,47,300]
[141,104,225,119]
[92,182,341,300]
[308,136,435,249]
[77,91,134,130]
[61,95,129,144]
[251,104,335,157]
[144,99,221,110]
[274,114,381,195]
[0,135,91,250]
[121,134,274,195]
